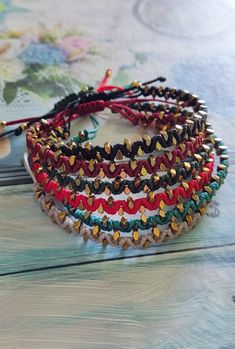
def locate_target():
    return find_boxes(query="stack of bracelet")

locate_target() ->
[19,75,228,249]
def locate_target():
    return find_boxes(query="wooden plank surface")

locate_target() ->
[1,246,235,349]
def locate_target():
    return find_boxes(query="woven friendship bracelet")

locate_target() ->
[1,71,228,249]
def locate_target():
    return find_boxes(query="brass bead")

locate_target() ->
[159,200,165,210]
[85,185,91,195]
[121,217,127,226]
[99,169,105,178]
[124,138,132,151]
[176,202,184,212]
[204,186,212,194]
[141,166,147,176]
[84,142,92,150]
[105,186,111,196]
[98,204,104,214]
[73,220,82,232]
[116,149,123,160]
[137,146,143,156]
[167,152,173,161]
[118,207,124,216]
[69,155,76,167]
[131,80,142,88]
[104,142,111,154]
[78,168,84,176]
[159,210,165,218]
[102,215,108,226]
[149,155,156,167]
[199,207,206,216]
[120,170,127,179]
[92,225,100,236]
[132,230,140,241]
[153,226,160,238]
[127,197,134,209]
[144,240,151,248]
[124,186,130,195]
[108,196,114,206]
[148,191,155,203]
[184,162,191,171]
[139,205,146,213]
[182,181,189,191]
[0,120,6,128]
[186,214,193,225]
[102,238,109,247]
[194,154,202,162]
[109,162,116,173]
[130,159,137,170]
[152,174,160,183]
[156,141,162,151]
[113,230,120,241]
[58,211,67,223]
[170,169,176,177]
[179,143,186,153]
[84,210,90,219]
[141,214,147,224]
[143,135,151,146]
[170,222,178,232]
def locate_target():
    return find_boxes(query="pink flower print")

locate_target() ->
[56,36,91,62]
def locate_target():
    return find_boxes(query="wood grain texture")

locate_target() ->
[1,247,235,349]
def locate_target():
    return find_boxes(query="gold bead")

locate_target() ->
[143,135,151,146]
[0,120,6,128]
[156,141,162,151]
[109,162,116,173]
[99,169,105,178]
[120,170,127,179]
[170,169,176,177]
[182,181,189,191]
[141,166,147,176]
[159,210,165,218]
[170,222,178,232]
[153,227,160,238]
[105,186,111,196]
[118,207,124,216]
[73,220,82,232]
[78,168,84,176]
[92,225,100,236]
[159,200,165,210]
[98,204,104,214]
[148,191,155,203]
[149,155,156,167]
[124,138,132,151]
[199,207,206,216]
[130,159,137,170]
[127,197,134,209]
[69,155,76,166]
[137,146,143,156]
[102,238,108,247]
[141,214,148,224]
[58,211,67,223]
[121,217,127,226]
[139,205,146,213]
[116,149,123,160]
[204,186,212,194]
[124,186,130,195]
[113,230,120,241]
[184,162,191,171]
[194,154,202,162]
[132,230,140,241]
[186,215,193,225]
[104,142,111,154]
